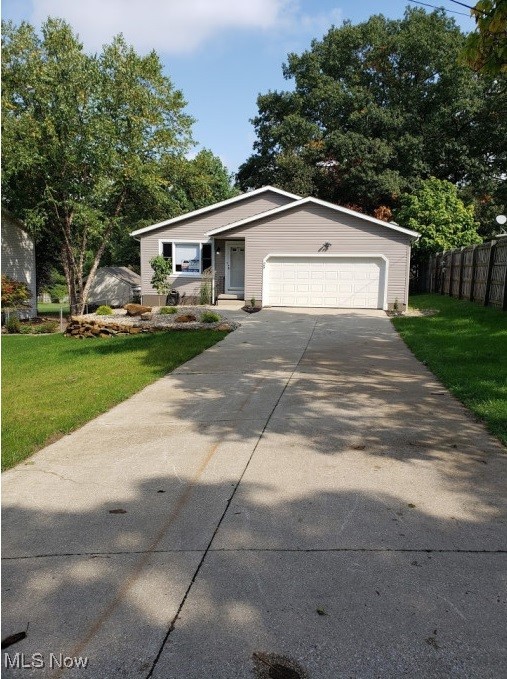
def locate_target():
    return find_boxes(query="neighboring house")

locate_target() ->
[1,207,37,318]
[86,267,141,308]
[131,186,420,310]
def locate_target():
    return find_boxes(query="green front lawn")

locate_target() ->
[392,294,507,446]
[2,330,227,469]
[37,302,70,316]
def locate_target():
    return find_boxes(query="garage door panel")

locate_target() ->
[265,256,384,309]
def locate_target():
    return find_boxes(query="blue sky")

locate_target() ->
[2,1,476,177]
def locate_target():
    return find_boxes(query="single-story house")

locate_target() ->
[131,186,419,310]
[1,207,37,318]
[86,266,141,308]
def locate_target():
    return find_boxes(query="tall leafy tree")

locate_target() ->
[462,0,507,74]
[395,178,482,258]
[101,150,238,270]
[238,7,506,225]
[2,19,193,313]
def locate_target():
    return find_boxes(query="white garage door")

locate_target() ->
[264,256,385,308]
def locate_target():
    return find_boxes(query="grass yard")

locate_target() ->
[392,294,507,446]
[37,302,70,316]
[2,329,227,470]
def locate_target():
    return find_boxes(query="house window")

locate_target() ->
[160,241,212,275]
[175,243,200,273]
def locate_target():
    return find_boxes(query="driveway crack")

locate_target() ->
[145,318,319,678]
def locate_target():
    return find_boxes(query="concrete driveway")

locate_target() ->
[2,308,506,678]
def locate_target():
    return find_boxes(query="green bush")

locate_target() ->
[5,314,21,333]
[159,306,178,314]
[96,305,113,315]
[14,320,59,334]
[199,281,211,305]
[32,321,59,334]
[200,311,221,324]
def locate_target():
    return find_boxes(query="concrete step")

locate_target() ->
[216,299,245,309]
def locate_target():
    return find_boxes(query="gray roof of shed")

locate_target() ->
[95,267,141,286]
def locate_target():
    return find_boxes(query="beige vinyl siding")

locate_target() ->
[139,192,293,296]
[221,204,411,307]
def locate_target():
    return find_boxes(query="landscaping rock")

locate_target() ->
[124,303,152,316]
[217,323,233,332]
[140,312,152,321]
[174,314,197,323]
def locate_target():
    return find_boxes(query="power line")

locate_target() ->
[448,0,491,15]
[447,1,478,11]
[408,0,472,17]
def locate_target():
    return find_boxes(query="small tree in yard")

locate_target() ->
[395,178,482,258]
[395,178,482,289]
[150,255,172,306]
[1,275,31,319]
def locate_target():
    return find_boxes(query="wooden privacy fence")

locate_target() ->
[425,239,507,310]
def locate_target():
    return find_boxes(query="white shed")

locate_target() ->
[86,267,141,308]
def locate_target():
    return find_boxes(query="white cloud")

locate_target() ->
[30,0,290,54]
[30,0,343,54]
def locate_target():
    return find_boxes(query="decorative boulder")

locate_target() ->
[174,314,197,323]
[124,303,152,316]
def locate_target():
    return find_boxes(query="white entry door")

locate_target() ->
[225,241,245,294]
[264,256,385,308]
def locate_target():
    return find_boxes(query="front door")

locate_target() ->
[225,241,245,295]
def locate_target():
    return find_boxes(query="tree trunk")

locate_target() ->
[79,225,114,314]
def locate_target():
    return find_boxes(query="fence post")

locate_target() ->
[457,247,464,299]
[470,245,478,302]
[440,252,447,295]
[449,251,454,297]
[484,241,496,307]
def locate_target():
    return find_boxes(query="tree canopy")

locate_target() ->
[2,19,235,312]
[237,7,506,232]
[462,0,507,74]
[395,178,482,259]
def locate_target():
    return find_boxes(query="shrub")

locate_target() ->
[199,280,211,305]
[32,321,59,334]
[159,306,178,314]
[5,314,21,333]
[96,305,113,315]
[13,320,59,334]
[200,311,221,323]
[1,275,31,311]
[149,255,172,306]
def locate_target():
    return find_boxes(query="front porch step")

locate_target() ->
[216,298,245,309]
[217,294,244,300]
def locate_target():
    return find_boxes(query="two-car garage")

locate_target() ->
[263,255,387,309]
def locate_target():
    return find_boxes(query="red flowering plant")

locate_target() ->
[1,275,31,313]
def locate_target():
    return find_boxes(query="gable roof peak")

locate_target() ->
[130,185,301,238]
[206,196,420,239]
